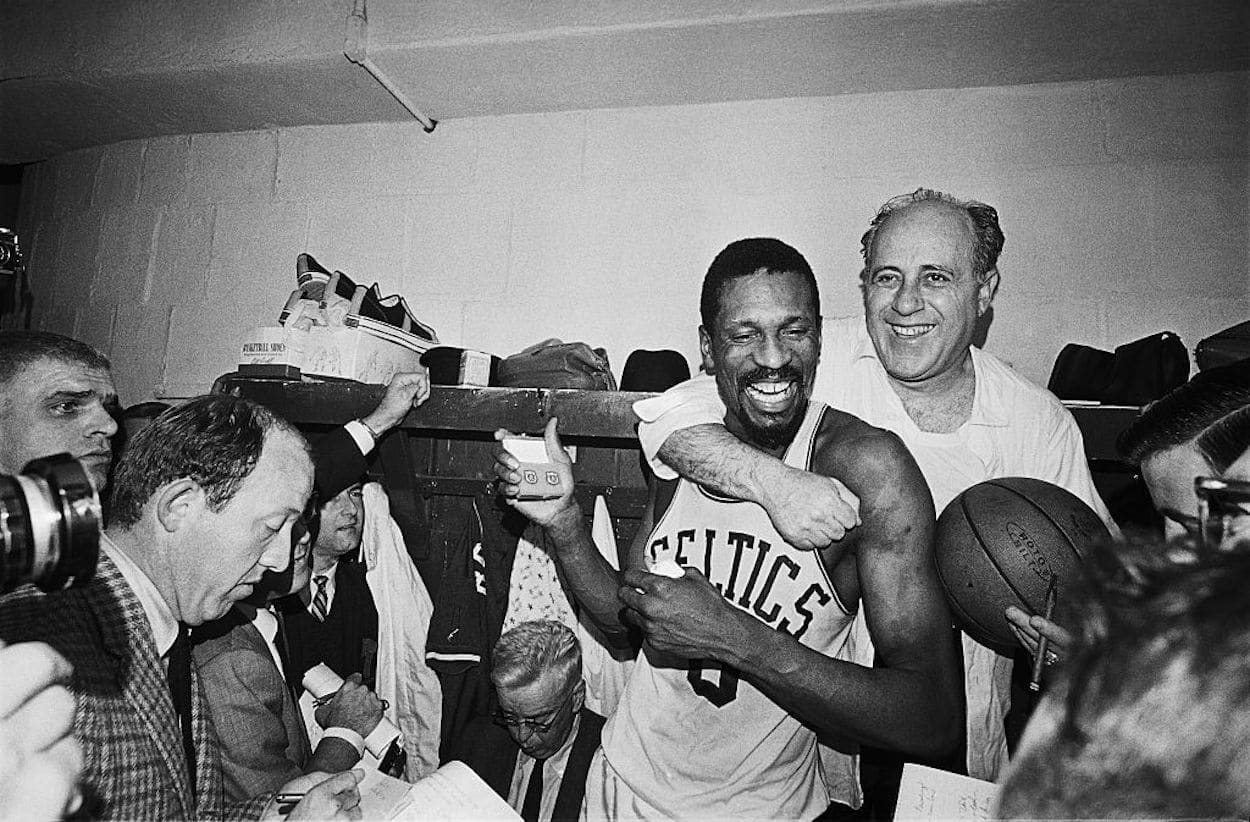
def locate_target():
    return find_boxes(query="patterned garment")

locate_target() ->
[0,552,266,820]
[502,526,578,635]
[310,575,329,622]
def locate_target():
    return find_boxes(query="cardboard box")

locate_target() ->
[239,319,432,383]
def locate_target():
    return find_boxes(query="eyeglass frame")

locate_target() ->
[492,682,582,735]
[1194,475,1250,551]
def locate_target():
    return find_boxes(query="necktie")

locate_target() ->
[521,760,544,822]
[271,608,303,706]
[166,623,197,794]
[312,575,329,622]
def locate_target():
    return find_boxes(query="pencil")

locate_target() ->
[1029,575,1059,692]
[274,793,304,815]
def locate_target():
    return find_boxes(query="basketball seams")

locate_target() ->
[952,488,1021,651]
[990,479,1090,569]
[936,477,1102,652]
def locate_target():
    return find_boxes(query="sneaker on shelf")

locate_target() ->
[368,283,438,342]
[296,253,332,288]
[281,254,335,324]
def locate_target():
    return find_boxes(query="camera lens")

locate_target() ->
[0,454,101,593]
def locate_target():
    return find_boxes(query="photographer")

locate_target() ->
[0,331,119,492]
[0,330,117,818]
[0,395,361,819]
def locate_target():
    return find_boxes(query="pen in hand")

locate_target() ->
[274,792,304,815]
[1029,575,1059,692]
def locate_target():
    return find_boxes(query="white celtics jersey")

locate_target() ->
[601,400,856,820]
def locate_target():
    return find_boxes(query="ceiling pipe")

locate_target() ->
[344,0,438,133]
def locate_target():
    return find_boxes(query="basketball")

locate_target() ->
[934,477,1112,654]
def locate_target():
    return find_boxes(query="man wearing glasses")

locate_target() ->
[454,620,605,822]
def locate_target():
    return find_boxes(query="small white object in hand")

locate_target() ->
[649,559,685,579]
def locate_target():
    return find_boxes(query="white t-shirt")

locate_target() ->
[634,315,1116,781]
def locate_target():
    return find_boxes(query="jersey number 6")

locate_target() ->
[688,661,739,707]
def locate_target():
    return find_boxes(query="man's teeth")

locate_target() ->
[747,381,794,396]
[893,324,935,337]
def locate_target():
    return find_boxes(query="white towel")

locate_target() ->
[361,482,443,781]
[578,495,636,719]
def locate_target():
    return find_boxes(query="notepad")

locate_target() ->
[360,761,520,821]
[894,763,999,822]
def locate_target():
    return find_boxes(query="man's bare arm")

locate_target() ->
[621,427,963,756]
[658,424,861,550]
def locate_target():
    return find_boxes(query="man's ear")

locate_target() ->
[977,268,1000,316]
[153,477,203,534]
[698,326,716,375]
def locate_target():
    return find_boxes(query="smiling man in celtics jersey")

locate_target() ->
[493,238,963,820]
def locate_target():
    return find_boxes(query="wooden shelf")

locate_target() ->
[216,374,651,443]
[216,375,655,532]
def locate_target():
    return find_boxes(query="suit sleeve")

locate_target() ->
[312,427,369,501]
[196,643,305,801]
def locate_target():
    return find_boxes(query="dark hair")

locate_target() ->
[699,238,819,332]
[0,330,111,386]
[1117,361,1250,468]
[996,535,1250,817]
[122,401,172,421]
[859,188,1005,281]
[108,394,307,528]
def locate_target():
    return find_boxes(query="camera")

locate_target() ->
[0,228,28,316]
[0,228,20,277]
[1,454,101,594]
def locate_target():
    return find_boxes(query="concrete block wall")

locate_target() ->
[10,70,1248,405]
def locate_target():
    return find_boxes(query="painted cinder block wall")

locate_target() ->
[10,70,1248,406]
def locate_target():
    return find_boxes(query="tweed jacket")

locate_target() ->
[193,606,313,802]
[0,551,267,820]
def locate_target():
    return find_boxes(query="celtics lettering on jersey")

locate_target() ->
[647,524,833,642]
[643,402,847,710]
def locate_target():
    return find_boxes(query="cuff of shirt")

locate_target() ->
[632,373,724,481]
[343,420,376,457]
[321,726,366,758]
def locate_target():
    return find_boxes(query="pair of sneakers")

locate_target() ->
[279,253,437,343]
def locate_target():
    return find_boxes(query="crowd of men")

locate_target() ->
[1,185,1247,821]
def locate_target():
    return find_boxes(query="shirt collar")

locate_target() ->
[519,710,581,771]
[965,346,1010,428]
[243,603,279,647]
[102,534,180,658]
[846,316,1008,429]
[301,561,339,608]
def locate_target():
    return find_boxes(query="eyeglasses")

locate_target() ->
[1194,476,1250,551]
[492,690,575,735]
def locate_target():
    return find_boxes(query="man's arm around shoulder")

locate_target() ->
[636,378,860,550]
[673,424,962,758]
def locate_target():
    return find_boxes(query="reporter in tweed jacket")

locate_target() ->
[0,550,265,820]
[0,396,342,820]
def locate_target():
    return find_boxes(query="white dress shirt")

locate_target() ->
[506,713,581,822]
[303,562,340,617]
